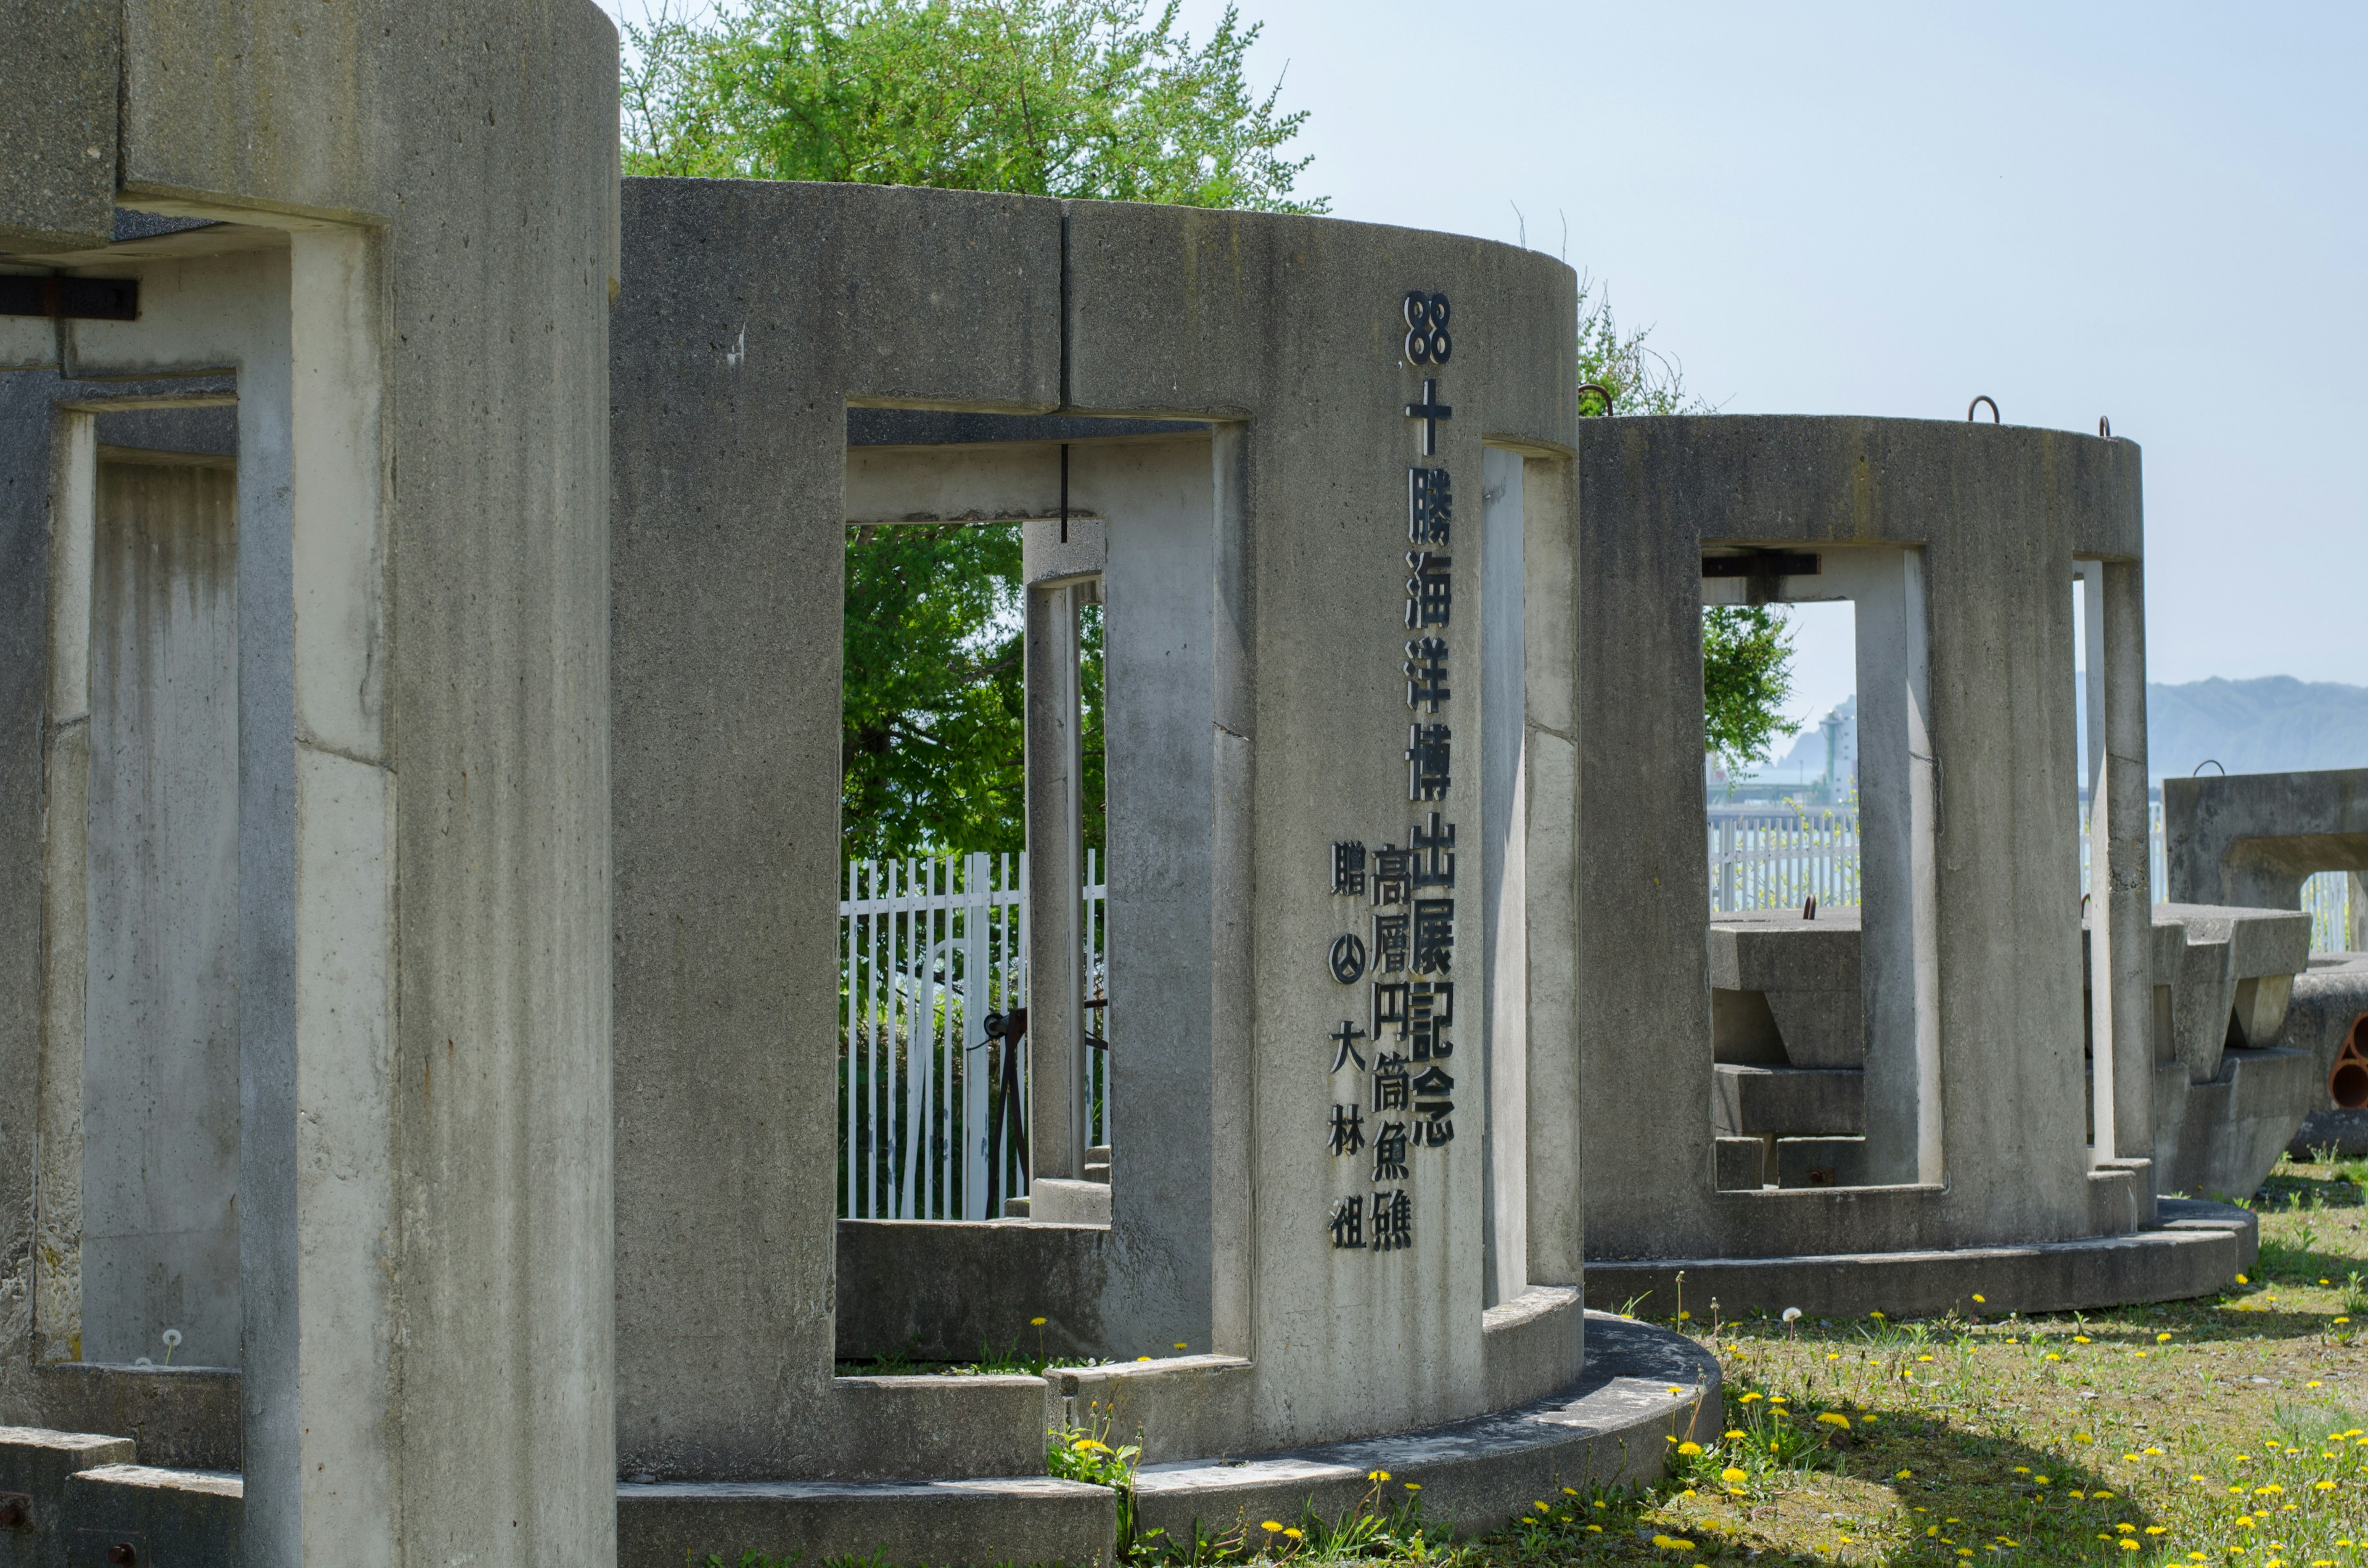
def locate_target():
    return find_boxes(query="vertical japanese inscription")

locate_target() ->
[1325,289,1462,1254]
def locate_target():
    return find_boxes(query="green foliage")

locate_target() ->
[839,523,1104,859]
[622,0,1323,212]
[1573,276,1704,419]
[1702,604,1801,772]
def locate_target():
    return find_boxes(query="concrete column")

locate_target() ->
[1478,448,1526,1309]
[2349,873,2366,954]
[1027,580,1088,1184]
[1833,549,1941,1185]
[2094,559,2155,1163]
[1517,455,1581,1288]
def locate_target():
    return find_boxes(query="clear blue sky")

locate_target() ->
[597,1,2366,723]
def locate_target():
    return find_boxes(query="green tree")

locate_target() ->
[1572,280,1801,773]
[621,0,1323,211]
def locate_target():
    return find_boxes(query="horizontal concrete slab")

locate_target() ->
[1585,1199,2255,1320]
[1131,1315,1717,1545]
[616,1475,1114,1568]
[63,1463,240,1564]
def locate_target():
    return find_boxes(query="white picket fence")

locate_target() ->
[1714,800,2358,952]
[840,851,1107,1221]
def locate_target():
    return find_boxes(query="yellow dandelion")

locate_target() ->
[1030,1316,1047,1326]
[1720,1467,1748,1483]
[1283,1527,1302,1541]
[2075,1335,2092,1344]
[1677,1441,1703,1455]
[1973,1293,1987,1303]
[1817,1413,1851,1429]
[1897,1469,1914,1479]
[1260,1521,1282,1533]
[2160,1331,2174,1342]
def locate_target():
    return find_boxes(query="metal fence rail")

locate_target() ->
[1719,800,2357,951]
[839,851,1106,1221]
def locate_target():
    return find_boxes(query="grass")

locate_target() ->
[1163,1157,2368,1566]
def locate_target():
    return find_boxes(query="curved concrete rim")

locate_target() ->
[1584,1200,2256,1321]
[1131,1313,1719,1545]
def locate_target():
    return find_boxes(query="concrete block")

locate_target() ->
[0,1428,135,1567]
[2164,768,2368,911]
[617,1477,1115,1568]
[1046,1356,1253,1463]
[1586,1202,2252,1318]
[2292,1107,2368,1159]
[1775,1138,1868,1188]
[1714,1137,1766,1193]
[1480,1286,1585,1413]
[836,1220,1108,1364]
[2169,1048,2321,1200]
[0,0,116,251]
[33,1366,238,1471]
[826,1377,1048,1481]
[1133,1315,1715,1545]
[61,1464,239,1566]
[1029,1180,1112,1227]
[1713,1065,1864,1138]
[1706,913,1864,1069]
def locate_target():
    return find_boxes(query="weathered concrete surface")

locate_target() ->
[617,179,1582,1479]
[0,0,115,250]
[2161,1049,2321,1200]
[836,1220,1111,1365]
[1707,909,1863,1068]
[1713,1066,1864,1138]
[61,1463,239,1564]
[1586,1199,2254,1320]
[0,1426,133,1566]
[34,1365,237,1471]
[1481,1286,1585,1413]
[80,459,241,1370]
[1063,196,1578,1451]
[1045,1356,1254,1464]
[1132,1315,1714,1546]
[2282,953,2368,1159]
[612,178,1060,1481]
[1,4,623,1562]
[1581,418,2146,1262]
[617,1476,1116,1568]
[2165,768,2368,911]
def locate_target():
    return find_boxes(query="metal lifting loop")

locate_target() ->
[2194,759,2227,776]
[1968,395,2000,424]
[1577,380,1616,416]
[2098,416,2112,438]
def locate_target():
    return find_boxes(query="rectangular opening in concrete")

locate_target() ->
[838,514,1035,1221]
[1703,549,1939,1190]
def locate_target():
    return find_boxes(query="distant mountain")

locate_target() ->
[2139,675,2368,782]
[1735,676,2368,792]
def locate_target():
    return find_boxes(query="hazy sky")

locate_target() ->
[596,1,2366,726]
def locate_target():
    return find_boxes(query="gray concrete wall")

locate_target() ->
[81,458,241,1369]
[1579,417,2145,1260]
[2164,768,2368,912]
[0,0,117,248]
[2,4,622,1561]
[614,181,1580,1474]
[1061,199,1576,1447]
[611,178,1061,1480]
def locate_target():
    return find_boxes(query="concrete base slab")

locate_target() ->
[62,1464,240,1566]
[1131,1315,1717,1546]
[617,1476,1116,1568]
[2293,1107,2368,1160]
[0,1427,135,1565]
[1585,1201,2256,1320]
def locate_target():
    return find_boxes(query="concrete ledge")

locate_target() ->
[0,1426,137,1564]
[828,1376,1050,1480]
[837,1218,1110,1363]
[617,1476,1115,1568]
[34,1363,240,1470]
[1481,1286,1585,1411]
[63,1463,240,1565]
[1585,1202,2255,1320]
[1132,1315,1716,1545]
[1046,1355,1252,1463]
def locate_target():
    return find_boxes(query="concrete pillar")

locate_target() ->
[1026,576,1089,1186]
[2349,873,2366,954]
[1516,455,1581,1288]
[1831,549,1941,1185]
[1478,448,1526,1308]
[2090,559,2155,1163]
